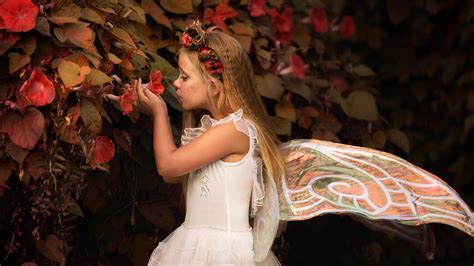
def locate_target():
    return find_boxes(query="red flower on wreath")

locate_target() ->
[309,7,328,33]
[339,16,356,38]
[181,34,193,48]
[19,68,56,107]
[0,0,39,32]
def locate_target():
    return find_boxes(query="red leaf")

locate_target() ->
[248,0,266,17]
[0,0,39,32]
[290,54,307,79]
[92,136,115,164]
[329,75,350,92]
[267,6,293,45]
[212,3,238,31]
[309,7,328,33]
[148,70,165,95]
[3,108,45,150]
[119,84,137,115]
[339,16,356,38]
[19,68,56,107]
[202,8,214,25]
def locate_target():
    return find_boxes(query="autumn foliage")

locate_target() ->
[0,0,472,265]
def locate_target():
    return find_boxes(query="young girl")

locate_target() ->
[135,21,284,265]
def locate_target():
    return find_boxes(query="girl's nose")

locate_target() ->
[173,79,179,90]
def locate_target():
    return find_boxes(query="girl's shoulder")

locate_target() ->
[181,109,257,146]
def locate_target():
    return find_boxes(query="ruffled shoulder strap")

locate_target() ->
[180,109,265,216]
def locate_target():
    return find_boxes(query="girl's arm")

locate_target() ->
[135,80,248,184]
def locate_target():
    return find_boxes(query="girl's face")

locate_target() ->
[173,54,211,111]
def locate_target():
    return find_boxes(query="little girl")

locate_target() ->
[135,21,284,265]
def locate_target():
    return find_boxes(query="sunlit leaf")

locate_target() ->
[81,7,106,25]
[255,74,284,101]
[85,68,112,86]
[58,60,91,87]
[341,90,378,121]
[110,27,137,49]
[141,0,172,29]
[48,1,81,25]
[275,101,296,122]
[160,0,193,14]
[63,23,96,51]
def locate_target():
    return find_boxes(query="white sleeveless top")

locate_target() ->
[180,109,265,231]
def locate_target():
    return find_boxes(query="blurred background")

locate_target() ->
[0,0,473,265]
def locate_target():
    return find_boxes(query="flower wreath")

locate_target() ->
[180,20,224,81]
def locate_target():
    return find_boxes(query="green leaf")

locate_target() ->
[63,23,96,51]
[255,74,284,101]
[35,17,51,36]
[80,98,102,134]
[48,0,82,25]
[8,52,30,74]
[110,27,137,49]
[341,91,378,121]
[271,117,292,136]
[149,54,179,81]
[107,53,122,64]
[81,7,106,25]
[275,101,296,122]
[159,0,193,14]
[345,64,376,77]
[85,68,112,86]
[16,35,36,56]
[386,129,410,153]
[58,60,91,87]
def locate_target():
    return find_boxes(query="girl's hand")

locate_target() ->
[135,78,168,117]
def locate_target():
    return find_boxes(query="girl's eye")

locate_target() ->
[180,75,188,81]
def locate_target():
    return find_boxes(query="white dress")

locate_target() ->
[148,109,280,265]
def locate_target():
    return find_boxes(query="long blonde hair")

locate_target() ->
[178,28,286,197]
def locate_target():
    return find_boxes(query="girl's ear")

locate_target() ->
[208,80,220,97]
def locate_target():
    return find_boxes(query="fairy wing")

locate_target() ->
[278,139,474,236]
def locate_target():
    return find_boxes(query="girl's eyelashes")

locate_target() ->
[180,74,188,81]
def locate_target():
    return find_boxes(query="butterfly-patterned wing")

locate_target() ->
[278,139,474,237]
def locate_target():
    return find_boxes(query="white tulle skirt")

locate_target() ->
[147,223,280,265]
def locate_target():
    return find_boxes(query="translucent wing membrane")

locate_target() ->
[279,139,474,237]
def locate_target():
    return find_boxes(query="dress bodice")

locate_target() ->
[180,109,264,231]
